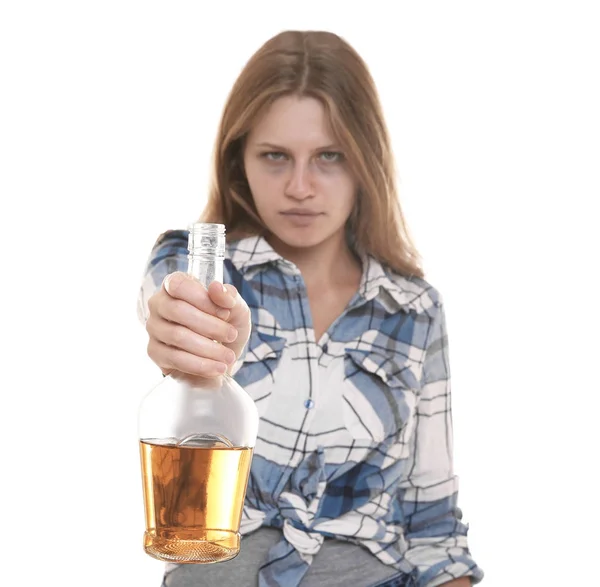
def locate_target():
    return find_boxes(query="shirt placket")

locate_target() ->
[290,270,320,462]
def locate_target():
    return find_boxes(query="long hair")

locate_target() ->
[200,30,424,278]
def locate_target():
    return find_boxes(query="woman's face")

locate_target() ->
[243,95,357,252]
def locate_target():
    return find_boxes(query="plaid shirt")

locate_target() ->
[137,230,484,587]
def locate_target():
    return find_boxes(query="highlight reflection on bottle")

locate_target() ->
[140,437,253,563]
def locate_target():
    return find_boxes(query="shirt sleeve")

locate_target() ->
[136,229,190,325]
[396,300,484,586]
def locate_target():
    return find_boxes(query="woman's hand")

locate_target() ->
[145,271,251,378]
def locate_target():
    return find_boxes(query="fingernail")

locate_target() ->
[226,327,238,342]
[216,309,230,320]
[163,273,173,294]
[163,272,187,295]
[224,284,237,305]
[224,349,236,364]
[216,363,227,374]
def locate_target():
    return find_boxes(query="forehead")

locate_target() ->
[248,95,338,147]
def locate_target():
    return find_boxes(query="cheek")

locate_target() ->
[322,175,357,214]
[245,167,281,215]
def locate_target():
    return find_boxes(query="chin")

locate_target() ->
[269,227,340,251]
[276,233,322,249]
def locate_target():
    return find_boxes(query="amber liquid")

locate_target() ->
[140,439,253,563]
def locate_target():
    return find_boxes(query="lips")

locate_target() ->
[279,209,323,227]
[280,208,321,216]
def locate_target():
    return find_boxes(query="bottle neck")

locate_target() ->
[187,254,224,287]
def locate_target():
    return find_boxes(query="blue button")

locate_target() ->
[304,399,315,409]
[322,343,329,353]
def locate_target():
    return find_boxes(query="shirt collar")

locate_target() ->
[227,235,435,314]
[227,235,286,272]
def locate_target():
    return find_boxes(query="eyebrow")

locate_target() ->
[255,142,342,151]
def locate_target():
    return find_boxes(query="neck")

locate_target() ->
[267,232,361,289]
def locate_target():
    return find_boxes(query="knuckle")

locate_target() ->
[147,338,170,370]
[146,338,158,360]
[145,313,157,334]
[164,347,178,370]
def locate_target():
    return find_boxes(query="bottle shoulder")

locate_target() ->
[139,372,258,447]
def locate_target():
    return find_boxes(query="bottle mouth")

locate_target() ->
[188,222,225,232]
[188,222,226,257]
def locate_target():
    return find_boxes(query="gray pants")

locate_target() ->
[163,527,402,586]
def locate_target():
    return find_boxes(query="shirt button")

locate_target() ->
[304,399,315,409]
[322,343,329,353]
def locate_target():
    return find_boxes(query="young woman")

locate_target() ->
[138,30,483,587]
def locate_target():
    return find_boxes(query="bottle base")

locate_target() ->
[144,528,240,564]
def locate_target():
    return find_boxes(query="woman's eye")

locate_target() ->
[319,151,343,162]
[262,152,287,161]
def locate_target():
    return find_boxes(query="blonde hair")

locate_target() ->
[200,30,424,278]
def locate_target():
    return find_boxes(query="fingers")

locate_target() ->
[147,338,231,378]
[207,281,238,311]
[144,272,249,378]
[209,282,250,333]
[149,298,238,344]
[162,272,232,318]
[149,272,239,343]
[148,315,237,366]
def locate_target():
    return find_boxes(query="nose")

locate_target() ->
[284,161,314,200]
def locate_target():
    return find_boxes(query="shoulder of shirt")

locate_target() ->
[152,229,188,247]
[366,261,444,316]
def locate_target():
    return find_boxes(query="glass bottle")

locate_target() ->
[138,222,258,564]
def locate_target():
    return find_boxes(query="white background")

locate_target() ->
[1,1,598,585]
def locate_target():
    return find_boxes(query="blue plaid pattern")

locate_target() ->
[138,230,484,587]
